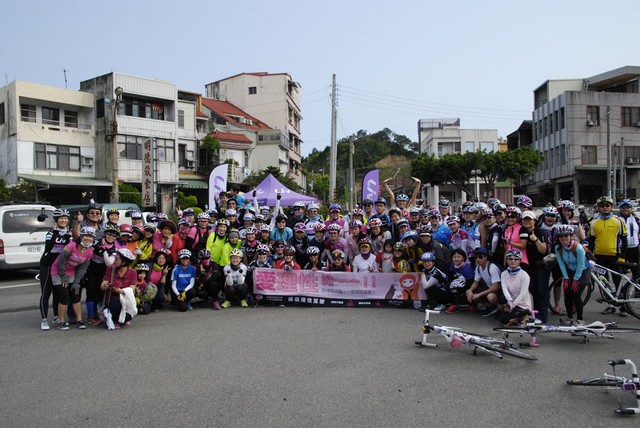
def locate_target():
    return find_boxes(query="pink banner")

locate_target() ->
[253,268,426,301]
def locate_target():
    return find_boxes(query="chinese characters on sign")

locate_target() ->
[142,139,155,208]
[253,269,426,302]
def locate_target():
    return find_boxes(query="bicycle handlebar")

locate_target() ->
[608,359,628,366]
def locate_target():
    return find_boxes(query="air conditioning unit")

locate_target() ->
[587,120,595,127]
[185,152,195,161]
[185,160,195,168]
[636,121,640,128]
[626,157,639,165]
[82,157,94,166]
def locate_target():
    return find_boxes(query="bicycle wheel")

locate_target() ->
[548,276,592,314]
[473,339,538,361]
[566,377,620,387]
[624,282,640,320]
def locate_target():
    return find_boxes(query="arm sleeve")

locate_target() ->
[183,276,195,292]
[573,246,587,280]
[512,272,531,308]
[556,245,570,279]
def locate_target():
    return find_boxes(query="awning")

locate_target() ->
[19,174,113,187]
[178,179,208,189]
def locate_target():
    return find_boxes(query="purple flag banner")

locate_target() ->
[362,169,379,202]
[208,164,228,209]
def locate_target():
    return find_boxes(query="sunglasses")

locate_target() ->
[506,257,520,261]
[475,254,487,259]
[276,245,285,248]
[89,211,101,215]
[599,204,612,207]
[334,257,343,260]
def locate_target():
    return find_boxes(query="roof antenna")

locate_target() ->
[63,68,68,89]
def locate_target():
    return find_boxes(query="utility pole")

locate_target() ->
[621,137,626,199]
[613,144,617,202]
[349,136,354,210]
[329,74,337,201]
[606,107,611,198]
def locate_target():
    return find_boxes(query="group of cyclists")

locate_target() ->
[37,178,636,332]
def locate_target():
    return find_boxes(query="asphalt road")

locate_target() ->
[1,271,639,427]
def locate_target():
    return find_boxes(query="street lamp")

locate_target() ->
[471,169,481,201]
[111,86,123,202]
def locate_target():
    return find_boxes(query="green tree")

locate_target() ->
[0,179,12,202]
[176,191,198,209]
[307,172,329,204]
[119,183,142,207]
[411,148,543,198]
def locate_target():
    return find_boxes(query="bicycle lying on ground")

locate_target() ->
[494,320,640,346]
[415,310,537,361]
[567,359,640,415]
[549,261,640,320]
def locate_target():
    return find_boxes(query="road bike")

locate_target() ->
[494,320,640,346]
[415,310,537,361]
[548,261,640,320]
[567,359,640,415]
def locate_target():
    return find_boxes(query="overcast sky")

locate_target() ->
[2,0,638,157]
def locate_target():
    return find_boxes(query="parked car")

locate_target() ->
[0,203,56,270]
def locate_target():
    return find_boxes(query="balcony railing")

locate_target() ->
[21,116,92,131]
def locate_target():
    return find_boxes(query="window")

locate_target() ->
[248,86,257,95]
[21,104,36,122]
[0,102,4,125]
[587,106,600,125]
[155,138,175,162]
[178,110,184,128]
[581,146,597,165]
[119,136,141,160]
[622,107,640,127]
[34,143,80,171]
[123,97,165,120]
[480,142,494,152]
[437,141,461,157]
[464,141,475,152]
[178,144,186,167]
[96,98,105,118]
[560,107,565,129]
[42,107,60,126]
[64,111,78,128]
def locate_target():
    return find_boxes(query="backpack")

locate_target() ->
[558,241,595,261]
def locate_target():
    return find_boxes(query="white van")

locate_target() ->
[0,203,56,270]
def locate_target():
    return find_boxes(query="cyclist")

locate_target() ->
[463,247,501,314]
[39,208,72,330]
[351,238,378,272]
[498,248,533,326]
[99,248,137,328]
[420,252,451,311]
[170,249,197,312]
[588,196,628,316]
[618,199,640,278]
[556,224,591,325]
[221,248,249,308]
[51,226,96,330]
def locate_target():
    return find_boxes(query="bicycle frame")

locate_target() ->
[590,263,640,306]
[417,310,510,359]
[496,320,618,347]
[568,359,640,415]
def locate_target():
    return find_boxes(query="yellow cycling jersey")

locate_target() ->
[588,215,627,257]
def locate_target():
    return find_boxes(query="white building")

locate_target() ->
[0,80,109,204]
[204,72,304,187]
[80,72,180,212]
[417,118,500,205]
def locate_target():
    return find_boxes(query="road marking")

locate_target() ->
[0,282,39,290]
